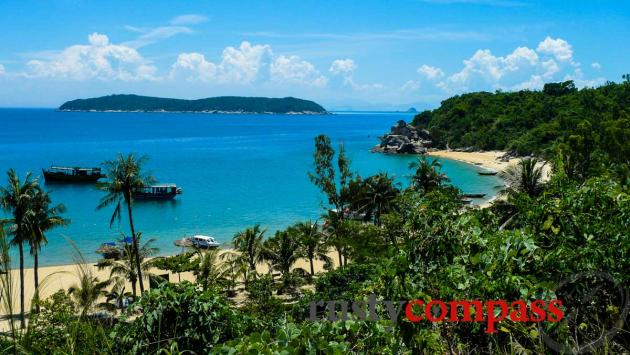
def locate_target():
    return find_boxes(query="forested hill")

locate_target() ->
[411,79,630,156]
[59,94,328,114]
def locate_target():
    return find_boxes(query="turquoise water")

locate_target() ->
[0,109,502,266]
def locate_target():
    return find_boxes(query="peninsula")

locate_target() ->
[59,94,328,114]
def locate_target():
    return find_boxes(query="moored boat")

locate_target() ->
[175,235,220,249]
[133,184,182,200]
[43,165,105,183]
[462,193,486,198]
[478,170,498,176]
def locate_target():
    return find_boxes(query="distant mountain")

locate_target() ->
[59,94,328,114]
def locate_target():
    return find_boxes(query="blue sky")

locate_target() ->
[0,0,627,110]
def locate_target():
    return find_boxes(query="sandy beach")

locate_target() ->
[2,248,339,329]
[427,149,551,207]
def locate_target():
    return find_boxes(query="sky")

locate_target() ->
[0,0,628,110]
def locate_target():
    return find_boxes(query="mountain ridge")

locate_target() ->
[59,94,328,114]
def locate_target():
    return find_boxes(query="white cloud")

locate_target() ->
[591,62,602,70]
[26,32,158,81]
[171,52,217,81]
[0,64,5,75]
[123,26,193,48]
[417,64,444,80]
[536,36,573,62]
[329,58,383,91]
[216,42,272,84]
[329,59,356,74]
[170,14,208,25]
[541,59,559,78]
[270,55,327,87]
[401,80,420,92]
[434,36,601,93]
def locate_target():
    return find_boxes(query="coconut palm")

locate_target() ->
[409,156,449,194]
[262,230,307,294]
[103,280,132,314]
[291,221,330,277]
[232,224,266,279]
[67,270,111,318]
[499,157,547,197]
[96,233,159,298]
[356,173,400,226]
[0,169,39,328]
[97,153,153,294]
[220,251,246,297]
[193,249,229,291]
[27,187,69,312]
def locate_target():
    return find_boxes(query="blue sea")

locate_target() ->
[0,109,503,266]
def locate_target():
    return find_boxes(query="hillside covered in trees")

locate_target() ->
[412,79,630,158]
[59,94,328,114]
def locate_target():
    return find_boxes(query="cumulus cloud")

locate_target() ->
[270,55,327,87]
[0,64,5,75]
[171,42,327,87]
[25,32,158,81]
[329,59,356,74]
[435,37,594,93]
[417,64,444,80]
[536,36,573,62]
[171,52,217,81]
[591,62,601,70]
[401,79,421,92]
[170,14,208,25]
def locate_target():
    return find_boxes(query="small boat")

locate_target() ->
[175,235,220,249]
[43,165,105,183]
[133,184,182,200]
[460,198,473,204]
[478,170,498,176]
[462,193,486,198]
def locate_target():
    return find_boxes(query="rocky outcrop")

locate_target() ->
[372,120,432,154]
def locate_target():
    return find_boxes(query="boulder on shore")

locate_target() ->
[372,120,432,154]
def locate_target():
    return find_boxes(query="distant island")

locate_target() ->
[59,94,328,114]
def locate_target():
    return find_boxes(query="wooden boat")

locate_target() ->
[43,165,105,183]
[133,184,182,200]
[478,170,498,176]
[460,198,473,204]
[462,193,486,198]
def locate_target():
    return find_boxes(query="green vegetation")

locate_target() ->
[1,81,629,353]
[412,79,630,161]
[59,94,328,114]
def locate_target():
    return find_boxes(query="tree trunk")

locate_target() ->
[34,250,40,313]
[126,197,144,293]
[19,242,25,329]
[131,279,137,298]
[337,249,343,269]
[309,257,315,276]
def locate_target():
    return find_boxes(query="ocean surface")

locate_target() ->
[0,109,503,266]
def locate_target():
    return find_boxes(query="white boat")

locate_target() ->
[188,235,220,249]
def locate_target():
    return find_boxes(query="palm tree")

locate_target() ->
[262,230,306,294]
[499,157,547,197]
[291,221,330,277]
[357,173,400,226]
[68,271,111,318]
[103,279,132,314]
[97,153,153,294]
[27,187,69,312]
[220,251,246,297]
[409,156,449,194]
[232,224,266,279]
[0,169,39,328]
[193,249,228,291]
[97,233,159,298]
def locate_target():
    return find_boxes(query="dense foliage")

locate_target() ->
[412,79,630,160]
[2,80,629,354]
[59,94,328,114]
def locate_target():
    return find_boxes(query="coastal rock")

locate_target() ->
[372,120,431,154]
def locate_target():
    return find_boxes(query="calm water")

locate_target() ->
[0,109,502,266]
